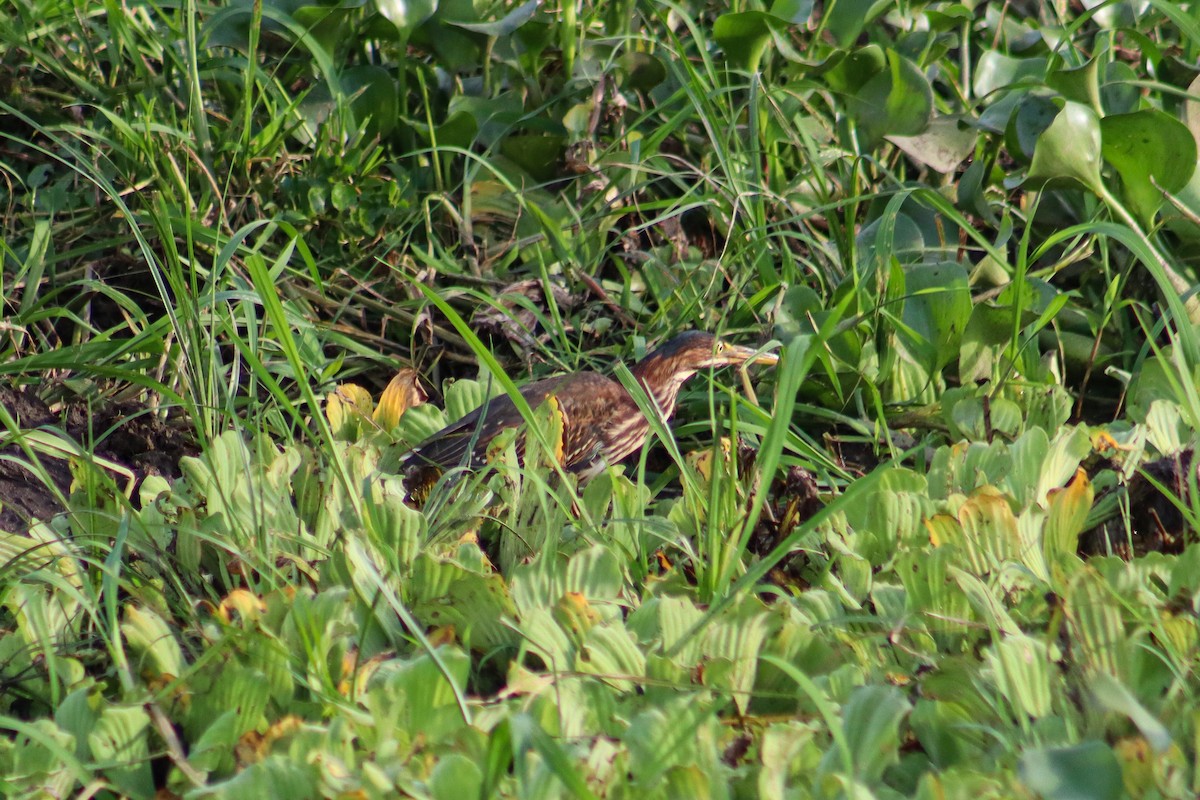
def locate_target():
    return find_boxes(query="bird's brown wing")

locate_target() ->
[402,375,570,470]
[551,373,640,474]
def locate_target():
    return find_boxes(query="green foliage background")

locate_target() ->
[2,0,1200,797]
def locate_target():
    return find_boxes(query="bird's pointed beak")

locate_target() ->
[722,344,780,367]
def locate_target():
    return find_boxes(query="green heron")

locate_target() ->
[402,331,779,492]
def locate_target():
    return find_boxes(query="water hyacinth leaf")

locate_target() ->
[1047,57,1101,106]
[824,0,882,46]
[501,134,568,183]
[1010,94,1062,161]
[445,0,539,36]
[430,753,484,800]
[713,11,779,73]
[1018,742,1122,800]
[847,50,933,146]
[376,0,438,38]
[959,303,1015,384]
[901,262,973,371]
[973,50,1048,98]
[1101,109,1198,225]
[616,52,667,92]
[888,115,978,173]
[769,0,814,24]
[342,65,399,139]
[823,45,886,93]
[1026,101,1103,192]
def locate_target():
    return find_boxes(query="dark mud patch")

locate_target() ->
[1081,448,1197,558]
[0,382,196,534]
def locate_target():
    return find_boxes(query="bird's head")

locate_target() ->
[633,331,779,390]
[651,330,779,372]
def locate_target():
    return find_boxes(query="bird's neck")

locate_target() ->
[629,359,695,419]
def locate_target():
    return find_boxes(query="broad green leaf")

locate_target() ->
[430,753,484,800]
[410,553,517,650]
[342,64,399,139]
[616,52,668,92]
[974,51,1048,98]
[1143,399,1187,455]
[910,698,984,769]
[624,697,717,788]
[714,11,779,73]
[1090,671,1172,753]
[959,303,1015,385]
[88,704,153,798]
[989,633,1052,718]
[822,685,910,783]
[823,45,886,93]
[445,0,538,35]
[376,0,438,38]
[1101,109,1197,225]
[847,50,933,146]
[901,262,973,371]
[364,490,426,573]
[197,754,318,799]
[824,0,885,47]
[1035,427,1093,506]
[956,486,1021,574]
[1018,742,1122,800]
[770,0,814,24]
[888,115,978,173]
[898,545,975,638]
[500,134,567,183]
[121,605,184,679]
[1027,101,1103,192]
[702,601,773,714]
[444,377,497,422]
[576,623,646,692]
[1065,569,1129,680]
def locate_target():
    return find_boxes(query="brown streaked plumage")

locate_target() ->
[402,331,778,494]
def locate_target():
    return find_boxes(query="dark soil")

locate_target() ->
[1080,449,1198,558]
[0,382,196,534]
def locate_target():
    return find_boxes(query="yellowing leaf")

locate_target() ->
[1044,467,1093,570]
[326,383,375,439]
[374,368,428,430]
[218,589,266,624]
